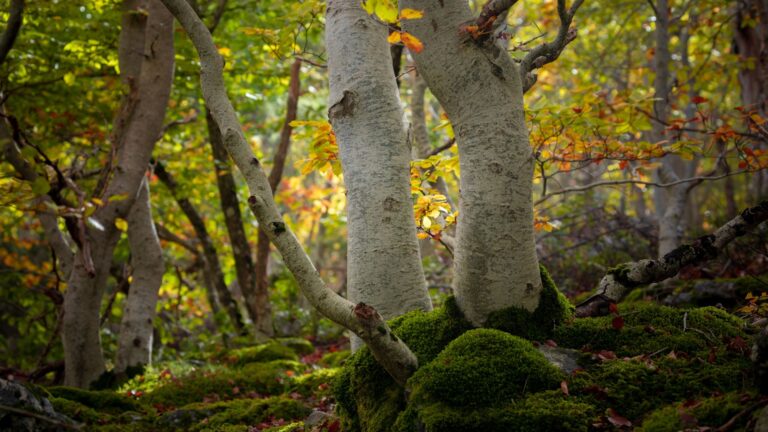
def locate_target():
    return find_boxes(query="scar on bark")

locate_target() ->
[328,90,356,119]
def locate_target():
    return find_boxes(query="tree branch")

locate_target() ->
[159,0,418,386]
[476,0,519,34]
[575,200,768,317]
[0,0,24,67]
[519,0,585,92]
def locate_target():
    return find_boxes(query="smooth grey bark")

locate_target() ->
[160,0,419,385]
[115,178,163,373]
[327,0,431,343]
[650,0,694,258]
[401,0,541,325]
[59,0,174,387]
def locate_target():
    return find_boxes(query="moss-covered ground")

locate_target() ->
[20,274,765,431]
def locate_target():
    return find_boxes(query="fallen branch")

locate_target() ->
[575,200,768,317]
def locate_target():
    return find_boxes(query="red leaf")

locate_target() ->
[572,107,583,114]
[545,339,558,347]
[691,95,709,104]
[606,408,632,427]
[707,348,716,364]
[612,316,625,330]
[327,419,341,432]
[608,303,619,314]
[560,380,570,396]
[596,350,617,361]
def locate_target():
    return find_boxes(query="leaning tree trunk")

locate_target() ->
[115,178,164,374]
[326,0,432,347]
[161,0,420,385]
[61,0,174,387]
[401,0,541,325]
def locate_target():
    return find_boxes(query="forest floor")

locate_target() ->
[2,277,768,431]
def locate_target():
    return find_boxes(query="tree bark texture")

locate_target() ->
[160,0,419,385]
[115,178,164,373]
[575,200,768,317]
[401,0,541,325]
[326,0,432,342]
[61,0,174,388]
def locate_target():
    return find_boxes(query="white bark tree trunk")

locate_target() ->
[115,178,164,373]
[326,0,432,346]
[401,0,541,325]
[62,0,174,387]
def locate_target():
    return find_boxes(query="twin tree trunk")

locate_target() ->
[62,0,174,387]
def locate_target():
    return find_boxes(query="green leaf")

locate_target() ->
[31,177,50,195]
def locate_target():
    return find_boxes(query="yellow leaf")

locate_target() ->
[421,216,432,229]
[416,232,429,239]
[63,72,76,86]
[387,31,402,44]
[375,0,398,23]
[218,46,232,56]
[91,198,104,206]
[115,218,128,232]
[401,32,424,53]
[399,8,424,20]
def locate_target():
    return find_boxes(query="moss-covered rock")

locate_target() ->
[49,397,109,424]
[484,265,574,340]
[290,368,339,397]
[157,396,309,431]
[408,329,563,408]
[229,341,299,366]
[554,304,744,356]
[262,421,304,432]
[333,296,473,432]
[276,337,315,356]
[47,386,144,414]
[318,350,350,368]
[145,360,306,408]
[638,392,751,431]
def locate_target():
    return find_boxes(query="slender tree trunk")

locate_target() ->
[0,0,24,67]
[735,0,768,198]
[401,0,541,325]
[61,0,174,387]
[327,0,431,347]
[115,178,164,373]
[253,58,302,338]
[154,162,246,334]
[207,110,262,333]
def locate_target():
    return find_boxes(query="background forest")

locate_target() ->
[1,0,767,430]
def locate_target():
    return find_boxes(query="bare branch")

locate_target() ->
[575,200,768,317]
[519,0,585,93]
[535,171,750,205]
[476,0,519,32]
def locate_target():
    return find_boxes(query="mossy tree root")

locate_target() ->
[576,200,768,318]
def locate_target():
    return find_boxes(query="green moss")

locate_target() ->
[484,265,574,340]
[47,386,144,414]
[290,368,339,396]
[395,391,595,432]
[554,304,744,357]
[276,337,315,356]
[262,422,304,432]
[333,297,473,432]
[318,350,350,368]
[229,341,299,366]
[145,360,305,408]
[408,329,563,408]
[639,392,750,432]
[156,396,308,431]
[50,397,109,423]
